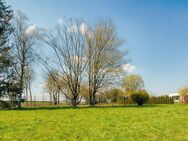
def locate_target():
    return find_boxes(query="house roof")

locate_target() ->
[168,93,179,97]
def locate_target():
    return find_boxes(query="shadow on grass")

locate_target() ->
[0,104,163,111]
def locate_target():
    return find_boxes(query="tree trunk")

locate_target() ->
[89,93,92,106]
[18,94,22,108]
[71,96,77,107]
[72,99,77,107]
[53,92,58,106]
[29,79,32,105]
[18,62,25,109]
[25,83,28,106]
[92,91,96,107]
[49,93,52,105]
[57,93,60,104]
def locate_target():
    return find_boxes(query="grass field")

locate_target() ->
[0,104,188,141]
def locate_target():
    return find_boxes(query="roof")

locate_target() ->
[168,93,179,97]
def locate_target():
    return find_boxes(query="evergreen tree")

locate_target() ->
[0,0,19,104]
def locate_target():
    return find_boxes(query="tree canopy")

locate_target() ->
[122,74,145,96]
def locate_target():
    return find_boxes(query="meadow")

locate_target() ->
[0,104,188,141]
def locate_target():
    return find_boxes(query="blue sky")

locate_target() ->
[6,0,188,98]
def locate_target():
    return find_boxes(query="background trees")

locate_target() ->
[122,74,145,96]
[106,88,124,105]
[121,74,150,106]
[179,86,188,103]
[45,71,61,105]
[148,96,174,104]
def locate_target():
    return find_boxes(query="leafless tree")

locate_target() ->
[86,19,126,106]
[11,10,38,108]
[45,71,61,105]
[41,18,88,106]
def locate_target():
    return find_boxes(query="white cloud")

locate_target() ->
[25,24,37,36]
[121,63,136,73]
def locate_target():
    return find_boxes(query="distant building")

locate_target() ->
[168,93,181,103]
[166,92,188,103]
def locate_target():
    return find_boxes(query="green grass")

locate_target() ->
[0,104,188,141]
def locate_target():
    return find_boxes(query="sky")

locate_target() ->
[6,0,188,99]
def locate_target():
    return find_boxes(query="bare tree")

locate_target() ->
[11,10,38,108]
[45,71,61,105]
[86,19,126,106]
[41,18,88,106]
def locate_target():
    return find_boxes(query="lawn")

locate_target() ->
[0,104,188,141]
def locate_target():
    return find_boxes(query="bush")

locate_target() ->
[0,100,11,108]
[130,91,150,106]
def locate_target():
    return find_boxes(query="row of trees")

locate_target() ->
[45,69,151,106]
[0,0,128,108]
[42,18,127,107]
[148,96,174,104]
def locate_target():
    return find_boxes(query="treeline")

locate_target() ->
[85,91,174,106]
[148,96,174,104]
[0,0,128,108]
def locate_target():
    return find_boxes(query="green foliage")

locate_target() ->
[148,96,174,104]
[122,74,145,96]
[106,88,124,103]
[0,0,13,46]
[0,100,11,108]
[0,1,22,107]
[130,91,150,105]
[0,0,19,101]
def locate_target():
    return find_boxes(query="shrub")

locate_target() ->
[148,96,174,104]
[0,100,11,108]
[130,91,150,106]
